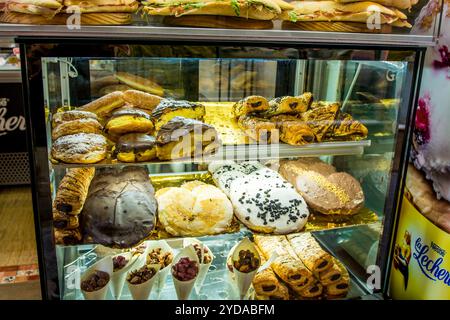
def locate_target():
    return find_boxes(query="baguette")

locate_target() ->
[334,0,418,10]
[162,15,274,29]
[5,2,61,17]
[64,0,136,5]
[143,0,282,20]
[63,2,139,13]
[0,11,133,24]
[281,1,411,26]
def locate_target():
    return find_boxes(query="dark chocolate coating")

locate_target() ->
[151,99,204,119]
[82,166,156,248]
[110,107,151,120]
[112,133,156,156]
[156,116,217,145]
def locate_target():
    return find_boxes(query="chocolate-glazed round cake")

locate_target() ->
[82,166,156,248]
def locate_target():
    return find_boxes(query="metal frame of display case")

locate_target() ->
[16,36,425,300]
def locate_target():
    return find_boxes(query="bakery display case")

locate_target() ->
[17,37,424,301]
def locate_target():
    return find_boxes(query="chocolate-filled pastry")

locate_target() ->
[82,166,157,248]
[297,281,323,299]
[156,116,220,160]
[232,96,269,118]
[52,110,98,128]
[254,235,313,290]
[112,133,157,162]
[253,247,282,297]
[301,103,340,142]
[53,210,79,229]
[270,115,316,145]
[151,99,205,131]
[261,94,312,117]
[324,272,350,298]
[325,112,368,141]
[256,282,289,300]
[123,90,163,112]
[52,167,95,215]
[318,258,345,286]
[79,91,126,118]
[237,114,277,143]
[54,228,82,245]
[105,107,154,135]
[287,233,333,273]
[51,133,107,164]
[52,118,103,141]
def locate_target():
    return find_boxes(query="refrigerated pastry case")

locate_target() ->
[16,36,424,300]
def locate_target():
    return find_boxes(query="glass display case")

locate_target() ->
[17,38,424,300]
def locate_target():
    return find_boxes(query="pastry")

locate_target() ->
[297,281,323,299]
[155,181,233,237]
[98,84,131,96]
[301,103,339,142]
[123,89,163,112]
[324,268,350,299]
[253,247,283,297]
[270,115,316,145]
[82,166,157,248]
[279,158,365,215]
[256,281,289,300]
[318,258,348,286]
[287,233,333,273]
[53,210,79,229]
[260,94,312,117]
[254,235,314,291]
[52,110,98,128]
[156,117,220,160]
[225,164,309,234]
[237,114,277,143]
[112,133,157,162]
[151,99,205,131]
[232,96,269,118]
[0,12,133,25]
[79,91,126,118]
[63,0,139,13]
[54,228,83,245]
[51,133,107,164]
[115,72,164,96]
[325,112,368,141]
[105,107,154,135]
[52,167,95,215]
[52,118,103,140]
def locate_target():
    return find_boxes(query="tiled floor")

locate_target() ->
[0,264,40,284]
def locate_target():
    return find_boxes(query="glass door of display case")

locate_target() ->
[19,40,424,300]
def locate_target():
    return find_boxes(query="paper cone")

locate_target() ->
[80,256,113,300]
[110,252,138,300]
[183,238,215,294]
[171,245,200,300]
[231,238,261,300]
[126,264,161,300]
[141,240,174,297]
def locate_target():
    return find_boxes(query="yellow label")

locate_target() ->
[390,196,450,299]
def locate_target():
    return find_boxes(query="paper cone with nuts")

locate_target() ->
[231,237,261,299]
[142,240,174,297]
[183,238,214,294]
[126,263,161,300]
[171,245,200,300]
[110,252,138,300]
[80,256,113,300]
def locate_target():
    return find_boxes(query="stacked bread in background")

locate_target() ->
[0,0,137,24]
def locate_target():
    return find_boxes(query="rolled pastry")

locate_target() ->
[325,112,368,141]
[253,246,282,297]
[79,91,126,118]
[287,233,333,273]
[297,281,323,299]
[54,228,82,245]
[261,93,312,117]
[53,210,79,229]
[233,95,269,118]
[237,114,277,143]
[270,114,316,145]
[301,102,340,142]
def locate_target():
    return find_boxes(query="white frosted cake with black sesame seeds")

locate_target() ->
[208,160,237,174]
[212,164,247,197]
[239,161,265,174]
[229,177,309,234]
